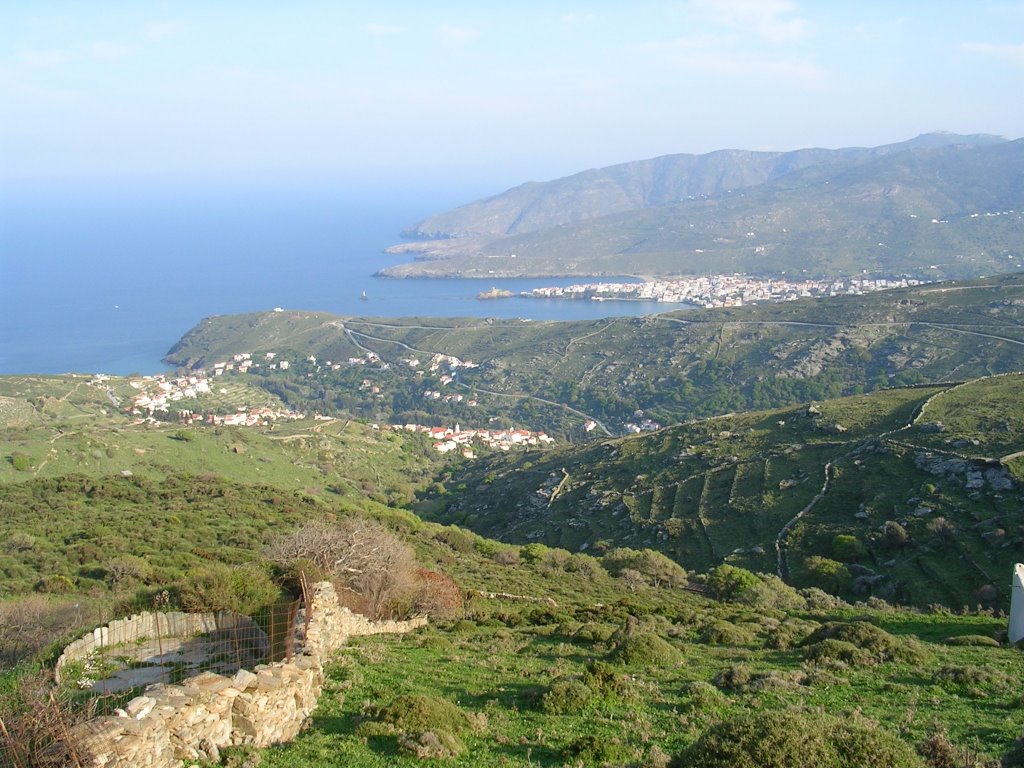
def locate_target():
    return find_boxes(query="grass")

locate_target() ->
[257,601,1023,767]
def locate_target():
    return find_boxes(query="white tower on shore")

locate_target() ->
[1010,563,1024,644]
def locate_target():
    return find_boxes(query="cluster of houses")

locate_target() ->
[177,407,305,427]
[521,274,928,308]
[124,373,302,426]
[390,423,555,457]
[127,375,213,416]
[624,413,663,433]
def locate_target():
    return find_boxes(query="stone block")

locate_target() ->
[233,668,258,690]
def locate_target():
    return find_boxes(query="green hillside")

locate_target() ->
[3,377,1024,765]
[426,375,1024,610]
[164,274,1024,438]
[382,136,1024,281]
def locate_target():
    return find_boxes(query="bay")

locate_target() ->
[0,178,676,375]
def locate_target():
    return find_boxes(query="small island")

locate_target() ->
[476,287,514,300]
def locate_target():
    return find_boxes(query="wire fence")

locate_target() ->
[0,583,312,768]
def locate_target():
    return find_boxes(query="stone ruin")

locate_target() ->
[44,582,426,768]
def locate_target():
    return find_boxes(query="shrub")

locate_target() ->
[705,565,761,602]
[670,710,925,768]
[712,664,808,693]
[541,678,595,714]
[602,547,688,587]
[576,622,616,643]
[434,526,474,553]
[800,587,846,609]
[365,694,478,760]
[520,543,549,564]
[679,681,727,713]
[413,569,464,620]
[104,555,153,587]
[764,617,820,650]
[802,638,873,667]
[565,734,634,765]
[737,574,807,611]
[803,556,851,593]
[927,517,957,543]
[177,562,279,615]
[398,730,466,759]
[932,665,1011,690]
[10,452,31,472]
[884,521,909,549]
[712,664,752,691]
[491,548,520,566]
[4,533,35,553]
[609,633,682,668]
[698,620,756,647]
[34,575,74,594]
[943,634,1000,647]
[915,728,997,768]
[831,534,867,562]
[376,694,473,734]
[800,621,929,665]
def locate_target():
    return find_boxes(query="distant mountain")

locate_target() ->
[383,133,1023,281]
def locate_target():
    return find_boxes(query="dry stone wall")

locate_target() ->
[61,583,426,768]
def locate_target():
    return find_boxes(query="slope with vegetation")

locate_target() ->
[426,374,1024,610]
[1,389,1023,766]
[165,274,1024,438]
[383,134,1024,281]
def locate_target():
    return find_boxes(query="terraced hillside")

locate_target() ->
[428,375,1024,609]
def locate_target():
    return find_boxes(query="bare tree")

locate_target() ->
[267,518,420,619]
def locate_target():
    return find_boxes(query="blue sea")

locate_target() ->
[0,177,672,375]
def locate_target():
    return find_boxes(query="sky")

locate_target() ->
[2,1,1024,190]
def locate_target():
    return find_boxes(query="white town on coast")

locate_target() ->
[511,274,928,307]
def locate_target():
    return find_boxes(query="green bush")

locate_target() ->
[565,733,634,765]
[705,565,761,602]
[832,534,867,562]
[602,547,688,587]
[34,575,74,594]
[800,621,930,665]
[698,620,756,646]
[803,556,851,593]
[435,526,475,553]
[10,453,31,472]
[932,665,1010,690]
[943,634,1000,647]
[609,632,682,667]
[177,562,280,615]
[802,638,873,667]
[541,679,594,714]
[398,729,466,759]
[670,710,925,767]
[679,681,727,713]
[376,694,473,734]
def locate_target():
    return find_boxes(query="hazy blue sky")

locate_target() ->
[2,1,1023,189]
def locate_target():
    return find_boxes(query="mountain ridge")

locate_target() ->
[384,133,1022,281]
